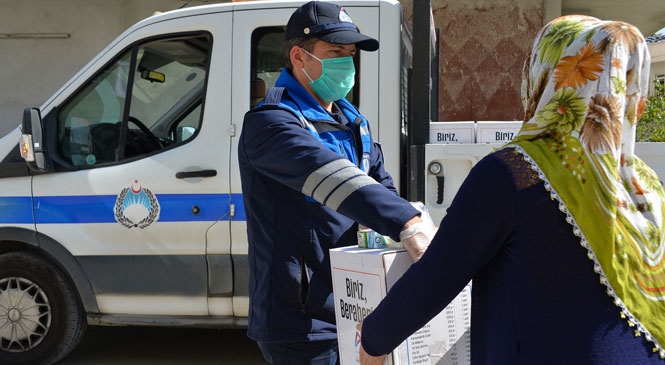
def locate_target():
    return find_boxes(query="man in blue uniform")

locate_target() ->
[238,2,435,364]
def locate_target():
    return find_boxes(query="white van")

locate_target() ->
[0,1,411,363]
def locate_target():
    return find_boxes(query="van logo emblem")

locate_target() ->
[114,180,160,228]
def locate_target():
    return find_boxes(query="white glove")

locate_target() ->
[399,221,437,262]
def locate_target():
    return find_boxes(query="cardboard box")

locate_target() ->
[475,121,522,144]
[429,122,475,144]
[330,247,471,365]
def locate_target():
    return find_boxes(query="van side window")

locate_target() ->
[249,27,359,108]
[57,33,211,167]
[250,27,285,108]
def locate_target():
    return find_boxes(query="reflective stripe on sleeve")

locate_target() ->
[302,159,380,210]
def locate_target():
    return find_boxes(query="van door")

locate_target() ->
[221,3,302,320]
[31,12,235,317]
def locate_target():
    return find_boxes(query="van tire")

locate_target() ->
[0,252,87,365]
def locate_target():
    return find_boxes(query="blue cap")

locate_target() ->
[285,1,379,51]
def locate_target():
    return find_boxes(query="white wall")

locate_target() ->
[0,0,227,137]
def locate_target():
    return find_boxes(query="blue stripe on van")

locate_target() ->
[0,196,34,224]
[0,194,245,224]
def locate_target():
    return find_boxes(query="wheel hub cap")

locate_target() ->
[7,308,21,322]
[0,277,51,352]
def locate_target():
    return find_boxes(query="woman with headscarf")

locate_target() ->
[359,16,665,364]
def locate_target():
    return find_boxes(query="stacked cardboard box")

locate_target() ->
[331,247,471,365]
[429,121,522,145]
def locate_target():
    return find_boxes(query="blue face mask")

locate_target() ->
[301,49,355,103]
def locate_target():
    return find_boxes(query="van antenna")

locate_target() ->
[179,2,189,9]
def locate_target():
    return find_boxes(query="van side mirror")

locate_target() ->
[20,107,47,171]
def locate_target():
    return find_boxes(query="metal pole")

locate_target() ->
[407,0,432,202]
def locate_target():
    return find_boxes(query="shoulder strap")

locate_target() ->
[256,87,308,128]
[263,87,286,106]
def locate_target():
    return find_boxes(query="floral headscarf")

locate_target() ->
[507,15,665,357]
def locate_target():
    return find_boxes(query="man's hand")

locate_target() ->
[399,219,437,261]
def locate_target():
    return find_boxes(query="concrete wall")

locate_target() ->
[402,0,551,122]
[0,0,227,137]
[397,0,662,122]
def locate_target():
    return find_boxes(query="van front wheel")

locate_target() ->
[0,252,87,365]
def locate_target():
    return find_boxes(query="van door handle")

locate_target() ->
[175,169,217,179]
[436,176,445,205]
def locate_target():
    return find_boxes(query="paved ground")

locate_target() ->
[59,326,267,364]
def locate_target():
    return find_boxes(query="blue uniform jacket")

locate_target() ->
[238,68,419,343]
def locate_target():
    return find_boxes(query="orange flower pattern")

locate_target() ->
[553,42,604,91]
